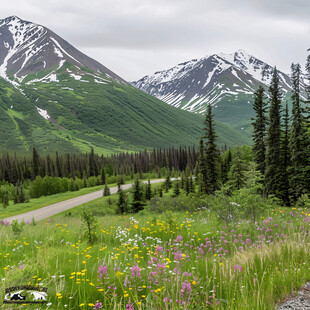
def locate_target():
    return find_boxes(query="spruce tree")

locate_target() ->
[203,104,220,194]
[252,86,268,175]
[164,175,172,193]
[103,183,111,196]
[31,147,40,180]
[228,148,247,191]
[117,189,126,214]
[19,184,25,203]
[131,178,144,213]
[145,180,152,200]
[305,50,310,119]
[185,175,190,196]
[279,103,290,205]
[189,175,195,193]
[100,169,106,185]
[89,148,98,177]
[2,192,9,208]
[180,172,185,190]
[173,180,180,196]
[14,186,19,204]
[83,171,87,188]
[265,67,283,198]
[55,151,62,177]
[305,50,310,194]
[289,63,308,201]
[220,150,232,184]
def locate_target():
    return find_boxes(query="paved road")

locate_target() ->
[2,178,170,224]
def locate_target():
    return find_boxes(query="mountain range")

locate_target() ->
[0,16,252,154]
[132,50,301,132]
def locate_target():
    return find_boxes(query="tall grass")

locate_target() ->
[0,199,309,309]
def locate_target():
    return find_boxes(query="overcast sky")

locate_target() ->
[1,0,309,81]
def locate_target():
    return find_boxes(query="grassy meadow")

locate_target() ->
[1,183,310,309]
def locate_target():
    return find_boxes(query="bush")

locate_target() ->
[232,188,272,223]
[11,220,25,237]
[81,208,98,243]
[296,194,310,208]
[210,191,240,226]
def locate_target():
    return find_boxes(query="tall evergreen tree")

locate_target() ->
[19,183,25,203]
[305,49,310,119]
[83,171,87,188]
[100,168,106,185]
[189,175,195,193]
[203,104,220,194]
[173,180,180,196]
[117,189,127,214]
[31,147,40,180]
[55,151,62,177]
[164,175,172,192]
[279,103,290,205]
[131,178,144,213]
[103,183,111,196]
[252,86,268,175]
[145,180,152,200]
[221,150,232,184]
[265,67,283,198]
[185,174,190,196]
[289,63,309,201]
[180,172,185,190]
[89,148,98,177]
[228,148,247,191]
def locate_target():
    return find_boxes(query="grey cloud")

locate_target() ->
[0,0,309,80]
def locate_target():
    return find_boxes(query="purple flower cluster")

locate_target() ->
[131,264,141,278]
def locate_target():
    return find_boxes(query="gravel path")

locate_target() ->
[277,282,310,309]
[1,178,170,224]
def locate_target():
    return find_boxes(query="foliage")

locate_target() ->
[252,85,267,175]
[103,183,111,196]
[145,180,152,200]
[265,68,283,198]
[81,208,98,243]
[164,175,172,193]
[117,189,127,214]
[227,147,247,191]
[11,219,25,237]
[203,104,220,194]
[1,187,310,309]
[289,63,309,201]
[173,180,180,197]
[131,178,144,213]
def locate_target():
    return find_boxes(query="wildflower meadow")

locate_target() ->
[1,187,310,309]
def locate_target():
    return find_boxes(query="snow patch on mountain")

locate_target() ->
[36,107,50,120]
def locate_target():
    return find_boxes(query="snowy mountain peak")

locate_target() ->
[4,15,22,21]
[1,15,23,25]
[0,16,124,83]
[132,50,293,115]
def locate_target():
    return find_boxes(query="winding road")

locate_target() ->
[2,178,170,224]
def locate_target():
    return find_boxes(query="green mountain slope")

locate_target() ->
[0,67,251,154]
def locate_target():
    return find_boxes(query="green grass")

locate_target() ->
[0,191,310,309]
